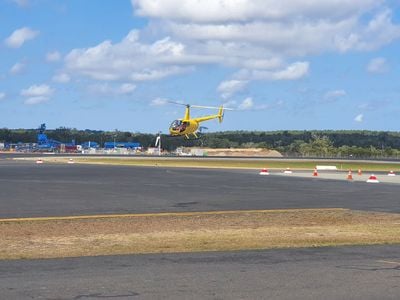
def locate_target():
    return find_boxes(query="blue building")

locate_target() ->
[81,141,99,149]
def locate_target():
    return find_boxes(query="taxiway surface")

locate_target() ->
[1,160,400,218]
[1,245,400,299]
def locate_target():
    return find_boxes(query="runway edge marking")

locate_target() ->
[377,260,400,266]
[0,208,348,223]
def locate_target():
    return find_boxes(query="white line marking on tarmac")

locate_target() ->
[377,260,400,266]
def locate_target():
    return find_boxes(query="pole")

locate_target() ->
[158,133,161,156]
[155,132,161,156]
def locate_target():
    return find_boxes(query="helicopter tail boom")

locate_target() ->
[192,106,225,124]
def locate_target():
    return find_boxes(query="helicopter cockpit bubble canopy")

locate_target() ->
[170,120,182,131]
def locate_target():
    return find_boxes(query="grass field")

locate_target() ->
[1,208,400,260]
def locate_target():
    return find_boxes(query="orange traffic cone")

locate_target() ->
[313,167,318,177]
[259,168,269,175]
[358,169,362,176]
[347,170,353,180]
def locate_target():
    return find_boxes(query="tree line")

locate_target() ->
[1,127,400,158]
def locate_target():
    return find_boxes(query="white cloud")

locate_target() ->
[52,73,71,83]
[130,66,190,81]
[325,90,346,98]
[21,84,53,97]
[65,27,311,87]
[238,97,254,110]
[150,98,168,106]
[4,27,39,48]
[217,80,248,99]
[10,62,26,75]
[358,100,389,111]
[65,31,192,81]
[254,100,285,110]
[12,0,29,7]
[87,83,136,96]
[358,9,400,51]
[133,0,379,23]
[167,20,357,56]
[46,51,61,62]
[21,84,54,105]
[221,99,237,108]
[24,97,49,105]
[366,57,388,73]
[354,114,363,122]
[236,62,309,81]
[324,89,347,99]
[118,83,136,94]
[21,84,54,97]
[62,1,400,89]
[134,1,400,56]
[87,83,112,95]
[225,97,282,111]
[0,92,6,100]
[264,62,309,80]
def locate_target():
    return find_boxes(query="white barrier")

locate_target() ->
[316,165,337,171]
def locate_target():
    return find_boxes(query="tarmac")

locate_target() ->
[1,158,400,299]
[1,159,400,218]
[1,245,399,299]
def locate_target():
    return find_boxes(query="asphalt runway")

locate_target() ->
[1,245,399,299]
[1,159,400,299]
[1,159,400,218]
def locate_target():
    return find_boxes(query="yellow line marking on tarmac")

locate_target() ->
[0,208,347,223]
[377,260,400,265]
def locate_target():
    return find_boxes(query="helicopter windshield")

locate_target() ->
[170,120,182,131]
[170,120,190,133]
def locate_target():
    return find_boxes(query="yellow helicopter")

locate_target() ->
[169,102,229,138]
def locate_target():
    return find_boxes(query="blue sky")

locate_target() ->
[1,0,400,133]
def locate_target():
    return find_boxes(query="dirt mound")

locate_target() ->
[203,148,282,157]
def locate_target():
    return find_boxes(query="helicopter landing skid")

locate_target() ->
[167,133,204,140]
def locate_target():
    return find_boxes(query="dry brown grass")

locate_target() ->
[1,209,400,260]
[16,156,400,171]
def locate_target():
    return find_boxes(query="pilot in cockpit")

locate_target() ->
[171,120,189,133]
[170,120,182,131]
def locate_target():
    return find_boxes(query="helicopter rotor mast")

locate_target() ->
[167,101,191,120]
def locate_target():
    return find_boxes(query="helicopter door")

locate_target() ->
[180,121,190,132]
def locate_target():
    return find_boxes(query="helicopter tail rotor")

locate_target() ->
[218,106,224,123]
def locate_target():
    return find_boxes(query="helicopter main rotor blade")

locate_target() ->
[191,105,235,110]
[167,101,235,110]
[167,100,189,107]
